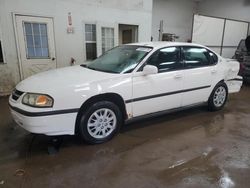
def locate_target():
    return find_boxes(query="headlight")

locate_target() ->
[22,93,53,107]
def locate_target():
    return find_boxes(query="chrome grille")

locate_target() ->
[12,89,24,101]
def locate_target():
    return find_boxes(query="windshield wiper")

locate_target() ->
[81,64,118,74]
[87,66,98,71]
[81,64,98,71]
[100,70,119,74]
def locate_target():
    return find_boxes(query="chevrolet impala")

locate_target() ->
[9,42,243,144]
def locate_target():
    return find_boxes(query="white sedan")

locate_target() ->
[9,42,243,144]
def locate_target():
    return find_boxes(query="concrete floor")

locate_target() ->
[1,86,250,188]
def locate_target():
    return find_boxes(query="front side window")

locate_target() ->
[183,47,214,68]
[85,24,97,60]
[147,47,182,73]
[86,45,152,73]
[102,27,114,54]
[23,22,49,59]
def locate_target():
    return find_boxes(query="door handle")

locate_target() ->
[52,57,56,61]
[174,74,182,79]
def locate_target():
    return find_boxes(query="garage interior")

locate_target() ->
[2,87,250,187]
[1,0,250,187]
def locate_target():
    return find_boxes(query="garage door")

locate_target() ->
[222,20,249,57]
[192,14,250,58]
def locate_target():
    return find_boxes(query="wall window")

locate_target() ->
[85,24,97,60]
[102,27,114,54]
[147,47,182,73]
[24,22,49,59]
[0,41,3,63]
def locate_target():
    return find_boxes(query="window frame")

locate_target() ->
[138,46,183,73]
[181,46,218,69]
[84,23,97,61]
[101,27,115,54]
[23,21,50,59]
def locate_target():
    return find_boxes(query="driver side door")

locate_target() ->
[130,46,184,117]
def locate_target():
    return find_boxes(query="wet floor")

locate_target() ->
[1,86,250,188]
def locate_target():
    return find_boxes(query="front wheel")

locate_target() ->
[78,101,122,144]
[208,83,228,111]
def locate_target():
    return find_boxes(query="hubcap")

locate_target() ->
[87,108,117,139]
[213,86,226,107]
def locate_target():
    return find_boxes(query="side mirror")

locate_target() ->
[142,65,158,75]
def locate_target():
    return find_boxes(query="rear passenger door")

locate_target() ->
[181,46,218,106]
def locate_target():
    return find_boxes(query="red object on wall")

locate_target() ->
[68,12,72,26]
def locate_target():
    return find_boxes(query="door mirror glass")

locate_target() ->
[142,65,158,75]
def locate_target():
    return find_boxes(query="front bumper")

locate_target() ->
[9,98,78,136]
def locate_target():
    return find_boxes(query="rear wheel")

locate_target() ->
[208,82,228,111]
[78,101,122,144]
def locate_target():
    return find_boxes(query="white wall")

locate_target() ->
[198,0,250,23]
[152,0,250,43]
[152,0,197,42]
[0,0,153,94]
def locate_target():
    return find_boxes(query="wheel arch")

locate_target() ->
[208,80,229,111]
[211,79,226,90]
[75,93,128,134]
[216,79,228,90]
[208,79,228,101]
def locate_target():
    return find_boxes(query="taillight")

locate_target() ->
[240,63,245,70]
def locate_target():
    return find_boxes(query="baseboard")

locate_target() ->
[0,92,11,97]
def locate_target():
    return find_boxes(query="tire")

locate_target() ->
[208,82,228,111]
[78,101,122,144]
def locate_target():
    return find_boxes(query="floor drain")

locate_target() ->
[14,169,25,177]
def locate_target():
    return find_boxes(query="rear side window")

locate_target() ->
[183,47,217,68]
[208,51,218,65]
[147,47,182,73]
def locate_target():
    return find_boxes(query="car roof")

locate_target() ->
[127,42,206,49]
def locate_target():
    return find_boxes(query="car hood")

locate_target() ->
[16,65,119,93]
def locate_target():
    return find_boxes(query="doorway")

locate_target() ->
[15,15,57,79]
[119,24,138,45]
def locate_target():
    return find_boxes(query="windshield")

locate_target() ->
[86,45,152,73]
[237,40,247,51]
